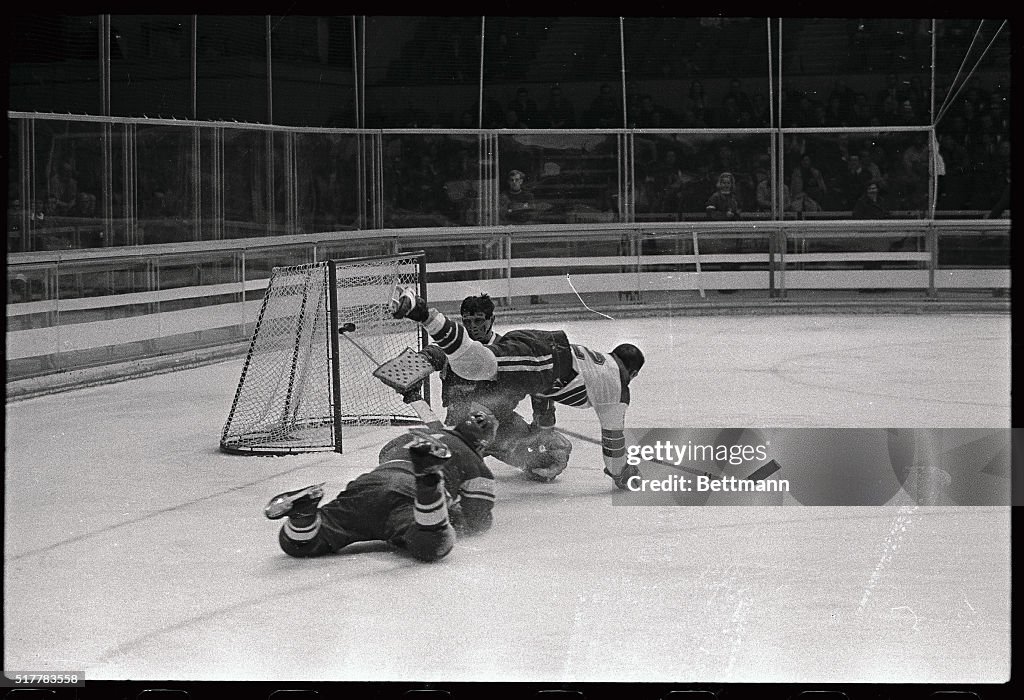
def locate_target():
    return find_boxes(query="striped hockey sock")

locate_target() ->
[423,311,465,356]
[414,475,450,531]
[283,513,322,541]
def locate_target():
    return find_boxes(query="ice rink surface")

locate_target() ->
[4,313,1012,684]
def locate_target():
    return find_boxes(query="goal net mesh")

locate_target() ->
[220,254,423,454]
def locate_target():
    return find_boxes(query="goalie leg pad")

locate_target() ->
[505,429,573,482]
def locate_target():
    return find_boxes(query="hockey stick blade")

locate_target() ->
[743,459,781,483]
[336,327,381,364]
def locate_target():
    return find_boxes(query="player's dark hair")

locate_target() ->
[611,343,645,375]
[460,294,494,319]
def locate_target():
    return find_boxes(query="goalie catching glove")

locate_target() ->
[509,428,573,482]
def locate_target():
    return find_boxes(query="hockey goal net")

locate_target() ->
[220,252,427,455]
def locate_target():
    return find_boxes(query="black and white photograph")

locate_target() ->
[4,15,1012,698]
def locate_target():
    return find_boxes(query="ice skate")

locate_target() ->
[604,464,641,491]
[407,430,452,476]
[264,482,325,520]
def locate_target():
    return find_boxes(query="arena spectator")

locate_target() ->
[876,72,905,113]
[633,94,665,128]
[959,100,979,138]
[718,95,745,128]
[988,94,1010,140]
[859,147,886,190]
[749,92,770,127]
[789,191,822,217]
[685,80,709,127]
[793,94,816,127]
[586,83,619,128]
[722,78,753,120]
[849,92,874,126]
[755,168,791,214]
[906,76,928,115]
[48,160,79,216]
[896,98,920,126]
[841,153,876,210]
[824,95,849,127]
[648,149,685,214]
[403,154,447,214]
[73,191,98,218]
[713,144,744,178]
[790,153,828,211]
[705,171,741,220]
[852,180,890,219]
[542,84,576,128]
[502,108,525,129]
[499,169,534,224]
[508,87,539,128]
[810,102,829,129]
[878,94,900,125]
[828,78,856,116]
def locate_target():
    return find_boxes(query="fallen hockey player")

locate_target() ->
[264,398,497,562]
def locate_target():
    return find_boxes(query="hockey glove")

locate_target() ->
[417,344,447,371]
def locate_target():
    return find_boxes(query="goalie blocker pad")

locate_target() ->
[373,347,436,392]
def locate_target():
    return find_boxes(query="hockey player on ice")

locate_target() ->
[391,286,645,489]
[264,402,497,562]
[415,293,575,482]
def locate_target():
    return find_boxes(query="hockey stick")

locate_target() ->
[339,322,431,389]
[566,273,614,320]
[337,322,380,364]
[558,428,780,482]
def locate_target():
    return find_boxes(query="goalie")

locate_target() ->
[264,401,497,562]
[415,294,574,483]
[390,287,645,490]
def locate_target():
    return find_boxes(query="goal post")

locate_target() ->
[220,251,428,455]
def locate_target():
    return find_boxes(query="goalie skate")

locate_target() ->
[373,347,435,392]
[264,482,326,520]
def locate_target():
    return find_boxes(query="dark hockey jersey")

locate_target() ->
[488,329,576,395]
[430,319,575,397]
[440,330,503,422]
[374,428,496,533]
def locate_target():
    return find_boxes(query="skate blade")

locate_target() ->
[264,483,325,519]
